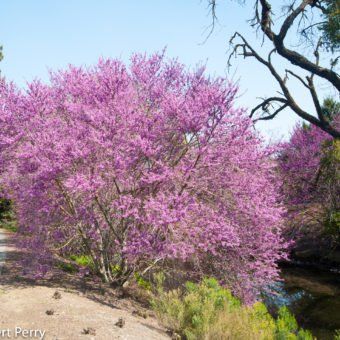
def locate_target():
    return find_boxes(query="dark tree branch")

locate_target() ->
[300,21,327,37]
[254,0,340,90]
[285,69,309,88]
[306,38,326,123]
[250,97,288,118]
[279,0,311,41]
[254,103,289,121]
[207,0,340,137]
[313,0,327,13]
[228,32,340,137]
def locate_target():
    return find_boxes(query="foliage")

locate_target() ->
[0,198,17,232]
[322,97,340,121]
[57,255,94,273]
[135,272,152,291]
[335,330,340,339]
[0,198,10,220]
[278,107,340,244]
[57,261,77,274]
[320,0,340,52]
[151,276,313,340]
[69,255,94,270]
[0,52,287,302]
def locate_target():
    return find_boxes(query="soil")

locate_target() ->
[0,230,169,340]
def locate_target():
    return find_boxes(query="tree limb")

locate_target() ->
[255,0,340,90]
[228,32,340,137]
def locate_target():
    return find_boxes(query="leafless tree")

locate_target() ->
[208,0,340,137]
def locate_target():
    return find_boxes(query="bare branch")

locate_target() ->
[255,0,340,90]
[254,103,289,121]
[208,1,340,137]
[285,69,309,88]
[228,32,340,137]
[250,97,288,118]
[279,0,312,41]
[202,0,219,44]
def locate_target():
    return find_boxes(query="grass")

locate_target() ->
[0,211,17,233]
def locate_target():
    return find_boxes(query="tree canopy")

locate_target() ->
[0,53,287,302]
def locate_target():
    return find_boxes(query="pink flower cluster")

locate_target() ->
[0,52,287,302]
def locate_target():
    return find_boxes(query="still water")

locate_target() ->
[264,265,340,339]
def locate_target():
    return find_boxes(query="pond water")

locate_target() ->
[264,265,340,339]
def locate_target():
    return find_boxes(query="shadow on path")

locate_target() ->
[0,229,125,311]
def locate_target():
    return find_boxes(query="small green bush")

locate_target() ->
[151,275,313,340]
[0,198,11,219]
[69,255,94,270]
[0,199,17,232]
[57,262,77,273]
[135,272,152,291]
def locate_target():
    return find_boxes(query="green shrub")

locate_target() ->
[0,198,11,219]
[151,275,313,340]
[0,201,17,233]
[57,262,77,273]
[135,272,152,291]
[69,255,94,270]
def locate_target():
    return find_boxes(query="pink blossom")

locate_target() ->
[0,52,287,302]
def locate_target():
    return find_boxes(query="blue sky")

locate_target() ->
[1,0,326,140]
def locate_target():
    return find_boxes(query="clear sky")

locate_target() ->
[1,0,326,141]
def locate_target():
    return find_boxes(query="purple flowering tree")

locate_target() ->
[278,116,339,250]
[0,53,287,302]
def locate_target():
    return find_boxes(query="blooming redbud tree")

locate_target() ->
[278,124,332,205]
[278,117,339,248]
[0,53,287,302]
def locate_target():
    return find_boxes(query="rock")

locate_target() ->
[52,291,61,299]
[115,317,125,328]
[82,327,96,335]
[132,309,147,319]
[166,330,181,339]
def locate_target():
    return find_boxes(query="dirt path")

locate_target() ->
[0,230,169,340]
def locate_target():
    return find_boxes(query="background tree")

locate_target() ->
[0,45,9,224]
[320,0,340,52]
[278,100,339,259]
[208,0,340,137]
[322,96,340,120]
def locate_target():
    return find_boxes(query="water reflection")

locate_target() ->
[263,265,340,340]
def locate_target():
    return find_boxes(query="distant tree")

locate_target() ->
[278,99,339,246]
[208,0,340,137]
[0,45,8,223]
[322,96,340,120]
[320,0,340,52]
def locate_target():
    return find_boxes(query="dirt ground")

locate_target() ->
[0,230,169,340]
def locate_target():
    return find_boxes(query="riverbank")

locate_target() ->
[266,263,340,340]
